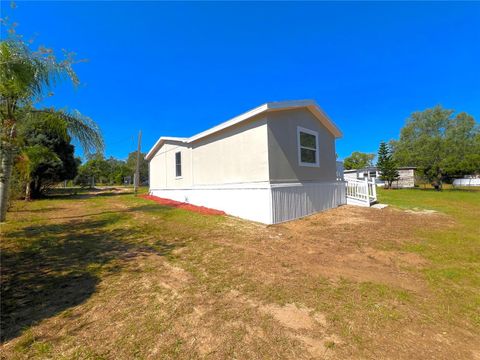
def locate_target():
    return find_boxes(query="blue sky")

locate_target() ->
[1,1,479,160]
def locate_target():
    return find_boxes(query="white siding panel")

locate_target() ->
[150,186,272,224]
[192,118,269,185]
[271,182,346,223]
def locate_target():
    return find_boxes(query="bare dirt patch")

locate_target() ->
[261,303,323,330]
[225,289,343,359]
[2,193,479,360]
[295,333,342,359]
[403,208,438,215]
[215,206,439,292]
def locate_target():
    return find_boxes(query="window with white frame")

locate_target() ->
[297,127,319,167]
[175,151,182,178]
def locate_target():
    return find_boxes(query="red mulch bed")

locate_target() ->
[140,195,226,216]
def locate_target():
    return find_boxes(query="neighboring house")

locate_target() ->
[146,100,345,224]
[344,166,416,188]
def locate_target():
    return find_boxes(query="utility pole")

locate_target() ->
[134,130,142,194]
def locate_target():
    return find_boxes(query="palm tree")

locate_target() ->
[0,39,104,221]
[16,144,61,201]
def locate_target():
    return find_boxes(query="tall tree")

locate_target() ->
[0,21,104,221]
[126,151,148,183]
[106,157,129,184]
[75,155,132,186]
[343,151,375,170]
[377,142,399,189]
[391,105,480,189]
[16,144,61,200]
[17,115,79,198]
[75,154,109,186]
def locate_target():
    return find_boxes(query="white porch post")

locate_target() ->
[364,177,369,203]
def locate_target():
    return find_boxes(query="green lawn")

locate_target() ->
[1,187,479,359]
[378,187,480,327]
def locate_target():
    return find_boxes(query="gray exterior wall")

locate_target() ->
[267,108,337,183]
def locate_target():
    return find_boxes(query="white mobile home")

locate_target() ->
[344,166,416,188]
[146,100,345,224]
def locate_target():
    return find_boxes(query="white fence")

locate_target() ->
[453,178,480,187]
[345,178,377,207]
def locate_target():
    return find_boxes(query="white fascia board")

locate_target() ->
[145,136,187,160]
[145,100,342,161]
[188,103,270,142]
[307,104,342,138]
[267,100,342,138]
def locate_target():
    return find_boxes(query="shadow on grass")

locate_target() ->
[402,186,480,193]
[447,187,480,193]
[12,207,68,213]
[382,186,480,194]
[0,212,178,342]
[45,191,134,200]
[43,204,176,221]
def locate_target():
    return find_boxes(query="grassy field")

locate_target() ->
[378,187,480,324]
[1,187,479,359]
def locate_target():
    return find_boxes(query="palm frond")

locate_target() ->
[0,39,78,104]
[31,108,104,155]
[20,144,61,178]
[23,107,68,140]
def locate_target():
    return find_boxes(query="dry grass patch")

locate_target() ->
[1,187,479,359]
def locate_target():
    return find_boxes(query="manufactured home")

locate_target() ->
[146,100,346,224]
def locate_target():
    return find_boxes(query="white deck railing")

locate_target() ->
[345,178,377,207]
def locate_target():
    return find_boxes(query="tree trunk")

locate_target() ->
[0,145,14,222]
[25,181,31,201]
[31,179,42,199]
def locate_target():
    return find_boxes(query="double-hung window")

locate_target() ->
[175,151,182,178]
[297,127,319,167]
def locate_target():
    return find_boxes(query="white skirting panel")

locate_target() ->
[150,186,272,224]
[271,182,346,224]
[150,181,346,225]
